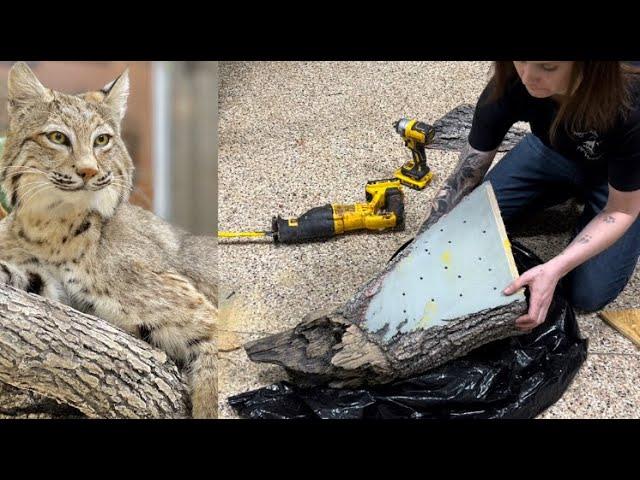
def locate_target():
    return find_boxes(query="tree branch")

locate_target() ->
[0,284,191,419]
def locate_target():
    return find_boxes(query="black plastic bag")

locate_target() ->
[228,241,588,419]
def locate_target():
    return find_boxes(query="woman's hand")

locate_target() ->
[503,261,563,331]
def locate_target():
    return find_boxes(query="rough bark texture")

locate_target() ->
[0,284,191,419]
[427,103,529,153]
[246,297,526,388]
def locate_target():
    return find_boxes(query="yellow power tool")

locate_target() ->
[218,179,404,244]
[394,118,436,190]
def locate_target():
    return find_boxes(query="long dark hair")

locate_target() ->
[487,61,640,145]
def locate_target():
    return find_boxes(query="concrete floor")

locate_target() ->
[218,62,640,419]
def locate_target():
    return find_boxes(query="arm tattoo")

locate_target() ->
[601,214,616,224]
[576,234,592,244]
[419,144,496,233]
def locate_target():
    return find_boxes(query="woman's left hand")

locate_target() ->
[503,261,562,331]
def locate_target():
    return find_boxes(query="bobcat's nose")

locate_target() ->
[76,166,99,182]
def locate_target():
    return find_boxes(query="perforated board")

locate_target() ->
[364,182,525,342]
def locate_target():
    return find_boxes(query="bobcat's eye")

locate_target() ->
[47,131,69,146]
[94,134,111,147]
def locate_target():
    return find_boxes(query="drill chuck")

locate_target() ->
[394,118,411,135]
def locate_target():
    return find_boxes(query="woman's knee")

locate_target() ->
[565,278,624,312]
[566,288,614,312]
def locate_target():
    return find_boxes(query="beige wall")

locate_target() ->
[165,61,218,235]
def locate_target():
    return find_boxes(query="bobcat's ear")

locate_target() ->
[101,68,129,122]
[7,62,53,112]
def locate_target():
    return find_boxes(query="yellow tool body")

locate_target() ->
[332,179,403,234]
[394,118,436,190]
[219,179,405,243]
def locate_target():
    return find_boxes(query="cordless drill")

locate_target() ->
[218,179,405,244]
[393,118,436,190]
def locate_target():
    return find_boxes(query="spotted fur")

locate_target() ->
[0,62,218,418]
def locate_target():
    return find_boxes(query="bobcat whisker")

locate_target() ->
[4,167,45,176]
[2,166,46,181]
[16,182,53,208]
[108,181,133,192]
[4,165,47,172]
[21,184,56,208]
[18,180,52,199]
[22,185,57,211]
[16,180,50,199]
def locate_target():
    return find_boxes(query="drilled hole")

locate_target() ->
[431,298,435,302]
[459,293,463,297]
[419,276,423,280]
[482,230,486,234]
[444,266,448,270]
[488,268,492,272]
[402,292,406,296]
[458,275,462,278]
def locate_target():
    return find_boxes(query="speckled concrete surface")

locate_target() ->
[218,62,640,419]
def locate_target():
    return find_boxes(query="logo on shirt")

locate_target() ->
[573,130,603,160]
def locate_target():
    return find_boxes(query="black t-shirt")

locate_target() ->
[468,76,640,192]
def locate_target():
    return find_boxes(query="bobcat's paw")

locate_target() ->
[0,262,29,290]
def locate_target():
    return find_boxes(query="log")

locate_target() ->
[245,182,528,388]
[427,103,528,153]
[248,303,526,388]
[0,283,191,419]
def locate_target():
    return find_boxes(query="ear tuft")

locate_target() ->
[102,68,129,122]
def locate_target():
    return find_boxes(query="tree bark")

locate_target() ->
[247,301,526,388]
[427,103,528,153]
[0,284,191,419]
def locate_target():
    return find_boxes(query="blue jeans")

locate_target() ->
[485,134,640,312]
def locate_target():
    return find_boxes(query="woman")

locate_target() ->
[434,61,640,331]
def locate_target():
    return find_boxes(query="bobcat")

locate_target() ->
[0,62,217,418]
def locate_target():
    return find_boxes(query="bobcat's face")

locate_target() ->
[0,63,134,219]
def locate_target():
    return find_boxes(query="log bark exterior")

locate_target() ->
[427,103,528,153]
[246,296,526,388]
[0,284,191,419]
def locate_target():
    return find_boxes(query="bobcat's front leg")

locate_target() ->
[102,269,218,418]
[0,260,35,291]
[0,260,62,301]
